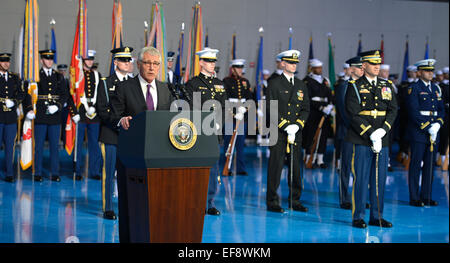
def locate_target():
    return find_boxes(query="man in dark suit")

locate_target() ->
[266,49,310,213]
[96,46,134,220]
[111,46,174,243]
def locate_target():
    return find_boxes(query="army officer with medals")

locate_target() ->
[266,49,310,213]
[345,50,397,228]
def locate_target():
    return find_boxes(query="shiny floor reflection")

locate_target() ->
[0,145,448,243]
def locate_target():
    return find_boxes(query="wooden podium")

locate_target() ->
[117,111,219,243]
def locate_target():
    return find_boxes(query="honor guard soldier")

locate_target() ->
[57,64,80,145]
[96,46,134,220]
[185,47,228,215]
[334,56,363,209]
[266,49,310,213]
[303,58,334,168]
[437,67,449,166]
[0,53,26,182]
[345,50,397,228]
[397,65,418,166]
[223,59,253,175]
[267,54,284,82]
[405,59,445,207]
[75,50,102,180]
[32,49,67,182]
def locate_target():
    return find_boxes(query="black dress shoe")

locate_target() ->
[206,207,220,215]
[34,175,43,182]
[267,205,285,213]
[5,176,15,183]
[340,202,352,210]
[365,203,370,209]
[352,219,367,228]
[75,174,83,181]
[289,203,308,212]
[409,200,424,207]
[51,175,61,182]
[103,210,117,220]
[388,166,394,172]
[237,171,248,176]
[422,199,438,206]
[319,163,328,169]
[91,175,101,180]
[369,218,393,228]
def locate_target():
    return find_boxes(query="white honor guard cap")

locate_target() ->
[343,63,350,69]
[309,58,323,67]
[442,66,449,74]
[380,64,390,70]
[262,69,270,75]
[407,65,417,72]
[230,59,246,67]
[196,48,219,62]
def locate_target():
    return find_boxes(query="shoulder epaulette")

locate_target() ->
[349,80,356,84]
[387,79,392,84]
[101,77,107,80]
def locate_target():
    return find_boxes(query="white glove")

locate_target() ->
[284,124,300,135]
[287,134,296,144]
[47,105,58,114]
[257,108,264,117]
[215,122,220,131]
[72,114,80,124]
[372,139,382,153]
[87,106,96,116]
[5,99,14,108]
[322,104,334,115]
[80,97,87,105]
[26,111,35,120]
[428,123,441,135]
[234,106,246,121]
[430,132,438,142]
[370,128,387,141]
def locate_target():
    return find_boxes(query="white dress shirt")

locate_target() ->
[283,72,294,86]
[115,71,128,82]
[138,74,158,109]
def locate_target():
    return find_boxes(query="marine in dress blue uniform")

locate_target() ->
[405,59,445,207]
[97,46,134,220]
[334,56,363,209]
[185,48,227,216]
[33,49,68,182]
[75,50,102,180]
[0,53,27,182]
[345,50,397,228]
[222,59,253,175]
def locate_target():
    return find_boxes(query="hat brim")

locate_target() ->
[282,58,299,63]
[201,58,217,62]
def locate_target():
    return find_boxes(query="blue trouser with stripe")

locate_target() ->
[352,145,388,221]
[101,143,116,212]
[339,140,353,205]
[34,124,60,176]
[408,141,437,202]
[0,123,17,178]
[75,122,101,177]
[207,144,220,209]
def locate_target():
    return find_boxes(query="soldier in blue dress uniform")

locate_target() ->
[222,59,253,176]
[345,50,397,228]
[96,46,134,220]
[75,50,102,180]
[32,49,68,182]
[0,53,27,182]
[405,59,445,207]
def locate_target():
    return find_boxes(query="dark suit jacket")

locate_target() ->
[111,75,174,126]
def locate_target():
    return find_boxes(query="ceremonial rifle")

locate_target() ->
[306,115,325,169]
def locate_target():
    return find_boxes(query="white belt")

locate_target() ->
[420,111,437,116]
[229,98,246,103]
[311,96,328,102]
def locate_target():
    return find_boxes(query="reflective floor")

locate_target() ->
[0,144,448,243]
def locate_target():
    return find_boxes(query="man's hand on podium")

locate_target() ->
[120,116,133,130]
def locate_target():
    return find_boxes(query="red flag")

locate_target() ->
[66,0,88,155]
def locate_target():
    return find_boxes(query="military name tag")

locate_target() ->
[169,118,198,151]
